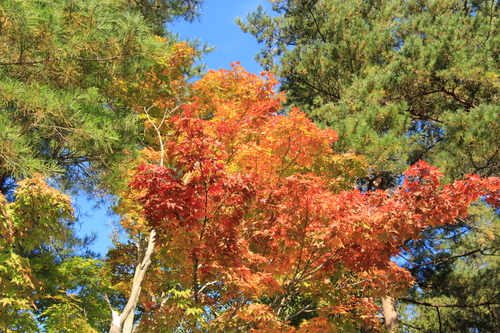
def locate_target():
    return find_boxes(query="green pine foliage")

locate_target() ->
[0,0,202,196]
[400,203,500,332]
[238,0,500,184]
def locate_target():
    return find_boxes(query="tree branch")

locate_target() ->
[0,54,126,66]
[284,302,315,322]
[400,321,433,333]
[408,248,484,272]
[400,291,500,308]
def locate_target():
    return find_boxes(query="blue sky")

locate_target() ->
[79,0,274,256]
[172,0,273,73]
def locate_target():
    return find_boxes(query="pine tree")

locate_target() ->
[0,0,203,196]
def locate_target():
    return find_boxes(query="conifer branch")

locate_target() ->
[0,54,126,66]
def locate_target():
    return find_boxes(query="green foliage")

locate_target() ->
[0,0,205,331]
[42,298,99,333]
[0,177,72,330]
[239,0,500,184]
[47,257,116,331]
[0,177,120,332]
[0,0,203,196]
[128,0,204,35]
[400,203,500,332]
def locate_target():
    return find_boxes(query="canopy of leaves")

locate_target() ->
[116,65,500,332]
[398,203,500,332]
[239,1,500,330]
[238,0,500,184]
[0,0,202,196]
[0,177,117,332]
[0,0,203,331]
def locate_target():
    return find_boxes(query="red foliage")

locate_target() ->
[126,65,500,331]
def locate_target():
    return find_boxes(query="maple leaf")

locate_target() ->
[117,65,500,332]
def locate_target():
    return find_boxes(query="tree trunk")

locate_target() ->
[109,230,156,333]
[381,296,398,332]
[122,288,140,333]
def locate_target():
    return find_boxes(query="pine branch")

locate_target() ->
[400,291,500,308]
[408,248,484,271]
[0,54,126,66]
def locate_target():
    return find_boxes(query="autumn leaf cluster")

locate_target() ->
[114,64,500,332]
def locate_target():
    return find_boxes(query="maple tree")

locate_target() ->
[1,177,84,331]
[113,64,500,332]
[238,0,500,330]
[105,40,201,333]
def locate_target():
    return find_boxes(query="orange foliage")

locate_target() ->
[110,40,197,151]
[120,65,500,332]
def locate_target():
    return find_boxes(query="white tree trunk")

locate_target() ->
[109,230,156,333]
